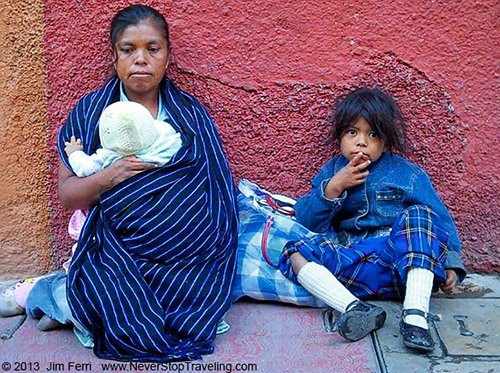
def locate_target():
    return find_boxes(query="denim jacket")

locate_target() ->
[295,152,466,281]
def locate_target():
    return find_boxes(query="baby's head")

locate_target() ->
[99,101,157,155]
[329,87,408,161]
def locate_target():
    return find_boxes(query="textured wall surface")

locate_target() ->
[0,0,51,278]
[1,0,497,277]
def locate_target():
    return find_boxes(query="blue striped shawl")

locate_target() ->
[58,77,238,362]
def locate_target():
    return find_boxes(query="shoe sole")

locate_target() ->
[402,339,435,353]
[337,307,387,342]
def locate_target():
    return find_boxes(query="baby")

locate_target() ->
[64,101,182,177]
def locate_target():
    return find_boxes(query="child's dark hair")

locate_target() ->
[110,5,171,55]
[328,87,408,153]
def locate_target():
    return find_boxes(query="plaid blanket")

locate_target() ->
[233,179,325,307]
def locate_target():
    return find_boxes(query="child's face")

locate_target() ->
[339,117,385,163]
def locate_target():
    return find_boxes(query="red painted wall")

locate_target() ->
[44,1,498,272]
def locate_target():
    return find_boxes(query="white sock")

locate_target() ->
[403,267,434,329]
[297,262,358,313]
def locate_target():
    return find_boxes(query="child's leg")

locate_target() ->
[387,205,450,352]
[290,252,358,313]
[403,267,434,329]
[282,237,387,341]
[389,205,448,324]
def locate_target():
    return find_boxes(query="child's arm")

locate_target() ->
[64,136,110,178]
[294,154,370,232]
[324,153,371,199]
[64,136,83,156]
[408,170,466,286]
[68,151,107,178]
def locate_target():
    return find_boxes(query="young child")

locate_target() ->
[64,100,182,177]
[279,87,465,353]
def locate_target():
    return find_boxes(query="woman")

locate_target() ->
[31,5,237,362]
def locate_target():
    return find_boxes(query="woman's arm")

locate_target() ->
[58,157,157,210]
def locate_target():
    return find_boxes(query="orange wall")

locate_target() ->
[0,0,51,279]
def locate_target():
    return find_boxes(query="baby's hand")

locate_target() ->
[64,136,83,156]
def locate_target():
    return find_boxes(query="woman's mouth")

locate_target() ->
[130,71,151,77]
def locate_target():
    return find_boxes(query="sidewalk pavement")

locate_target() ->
[0,274,498,373]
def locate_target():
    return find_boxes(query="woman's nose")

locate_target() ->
[134,50,147,64]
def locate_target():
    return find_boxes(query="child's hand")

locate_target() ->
[64,136,83,156]
[324,152,371,199]
[440,269,458,294]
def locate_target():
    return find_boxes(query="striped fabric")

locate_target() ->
[57,77,238,362]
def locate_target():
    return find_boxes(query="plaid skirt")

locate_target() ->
[279,205,449,300]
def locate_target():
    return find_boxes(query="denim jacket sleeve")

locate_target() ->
[408,169,466,282]
[294,159,347,233]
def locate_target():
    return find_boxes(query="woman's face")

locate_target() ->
[113,19,169,99]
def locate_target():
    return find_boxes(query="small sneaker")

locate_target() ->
[0,282,24,317]
[335,300,387,341]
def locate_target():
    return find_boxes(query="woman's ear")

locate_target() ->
[166,46,172,68]
[111,47,117,68]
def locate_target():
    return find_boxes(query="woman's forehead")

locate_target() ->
[116,19,166,44]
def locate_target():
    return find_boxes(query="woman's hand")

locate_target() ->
[105,156,158,187]
[440,269,458,294]
[58,157,157,210]
[324,152,371,199]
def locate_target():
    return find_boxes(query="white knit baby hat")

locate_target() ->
[99,101,157,155]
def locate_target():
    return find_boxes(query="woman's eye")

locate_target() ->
[120,48,132,54]
[347,129,356,136]
[369,132,379,138]
[149,47,159,53]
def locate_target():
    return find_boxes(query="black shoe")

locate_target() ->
[335,300,387,341]
[400,309,435,353]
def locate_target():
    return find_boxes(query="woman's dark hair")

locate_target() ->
[328,87,408,153]
[110,5,171,54]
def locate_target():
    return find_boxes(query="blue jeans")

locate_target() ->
[25,272,93,348]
